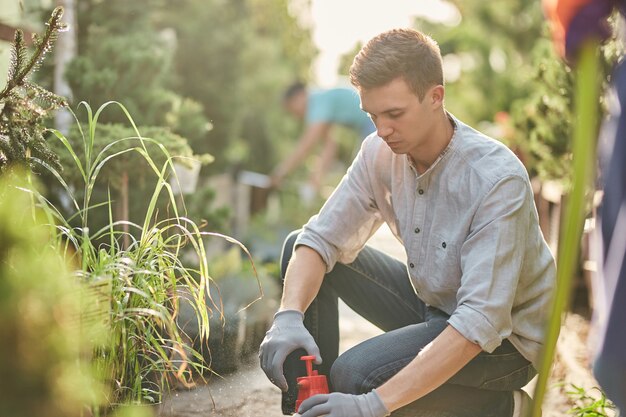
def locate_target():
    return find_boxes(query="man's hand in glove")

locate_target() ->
[259,309,321,391]
[298,390,390,417]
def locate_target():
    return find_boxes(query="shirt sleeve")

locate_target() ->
[295,139,383,272]
[447,175,532,352]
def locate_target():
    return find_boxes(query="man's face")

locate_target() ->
[284,90,307,120]
[360,77,441,157]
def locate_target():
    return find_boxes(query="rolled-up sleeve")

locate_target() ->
[448,176,531,352]
[295,139,383,272]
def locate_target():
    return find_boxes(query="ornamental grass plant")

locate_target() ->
[35,101,258,410]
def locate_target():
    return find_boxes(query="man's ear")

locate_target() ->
[429,85,445,109]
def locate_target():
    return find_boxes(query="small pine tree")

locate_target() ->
[0,7,68,173]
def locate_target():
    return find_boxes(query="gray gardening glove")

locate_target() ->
[298,390,390,417]
[259,309,321,391]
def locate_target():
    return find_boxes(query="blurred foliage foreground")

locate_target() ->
[0,172,100,417]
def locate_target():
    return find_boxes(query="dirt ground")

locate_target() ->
[159,300,381,417]
[159,225,609,417]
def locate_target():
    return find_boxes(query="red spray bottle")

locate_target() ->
[295,355,330,411]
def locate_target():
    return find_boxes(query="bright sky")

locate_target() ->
[307,0,460,87]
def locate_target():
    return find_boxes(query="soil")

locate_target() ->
[159,225,613,417]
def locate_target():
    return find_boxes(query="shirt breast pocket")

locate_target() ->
[429,233,462,289]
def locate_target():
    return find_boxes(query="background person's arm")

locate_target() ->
[309,132,338,193]
[271,122,331,188]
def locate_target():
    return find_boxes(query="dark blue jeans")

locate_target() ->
[280,230,536,416]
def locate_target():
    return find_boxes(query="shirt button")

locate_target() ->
[409,263,415,268]
[442,242,447,248]
[414,227,420,234]
[418,189,424,195]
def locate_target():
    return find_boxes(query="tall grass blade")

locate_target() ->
[47,128,87,182]
[531,40,601,416]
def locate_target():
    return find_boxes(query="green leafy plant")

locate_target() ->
[51,123,208,190]
[47,121,214,248]
[509,23,622,189]
[0,7,68,173]
[34,101,259,411]
[509,33,574,185]
[566,384,616,417]
[64,0,214,154]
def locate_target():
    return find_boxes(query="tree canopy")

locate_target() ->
[64,0,316,173]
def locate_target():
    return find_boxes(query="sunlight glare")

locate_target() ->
[308,0,461,86]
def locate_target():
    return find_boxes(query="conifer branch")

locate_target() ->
[0,7,67,101]
[0,7,68,173]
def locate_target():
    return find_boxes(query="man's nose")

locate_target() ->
[376,123,393,138]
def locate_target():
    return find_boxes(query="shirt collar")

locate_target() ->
[407,111,459,179]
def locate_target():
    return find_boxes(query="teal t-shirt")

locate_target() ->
[306,88,375,137]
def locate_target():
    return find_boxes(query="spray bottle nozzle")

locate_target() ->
[295,355,329,412]
[300,355,318,377]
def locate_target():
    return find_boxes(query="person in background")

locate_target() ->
[544,0,626,412]
[260,28,556,417]
[270,82,375,196]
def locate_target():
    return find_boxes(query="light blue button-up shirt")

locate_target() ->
[296,113,556,368]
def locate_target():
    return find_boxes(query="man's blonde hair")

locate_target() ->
[349,28,444,101]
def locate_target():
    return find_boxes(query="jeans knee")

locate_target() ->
[280,229,302,280]
[330,352,366,394]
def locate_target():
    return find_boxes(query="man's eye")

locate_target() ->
[389,112,402,119]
